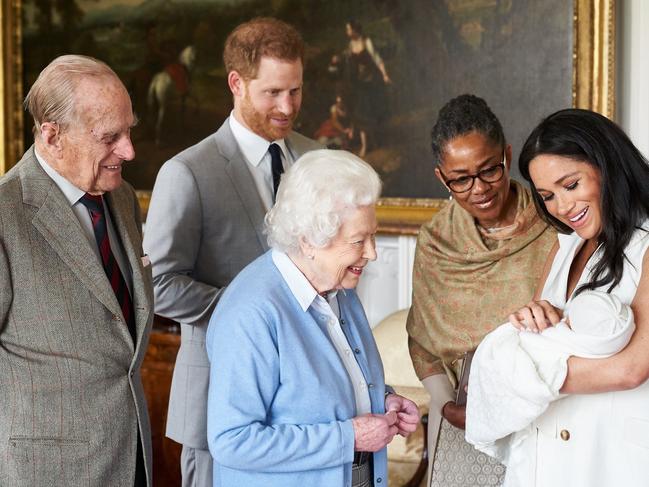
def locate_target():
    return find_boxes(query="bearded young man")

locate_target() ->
[143,17,320,487]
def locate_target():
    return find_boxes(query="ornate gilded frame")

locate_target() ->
[0,0,615,235]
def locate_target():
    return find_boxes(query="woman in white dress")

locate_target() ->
[502,108,649,486]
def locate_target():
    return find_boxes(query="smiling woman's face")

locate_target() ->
[529,154,603,240]
[435,131,512,228]
[303,205,378,294]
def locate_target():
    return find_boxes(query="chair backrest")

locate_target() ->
[372,309,421,388]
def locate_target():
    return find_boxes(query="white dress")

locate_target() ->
[504,223,649,487]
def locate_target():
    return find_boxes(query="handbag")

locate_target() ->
[429,418,505,486]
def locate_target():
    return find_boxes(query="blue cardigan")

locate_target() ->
[206,251,389,486]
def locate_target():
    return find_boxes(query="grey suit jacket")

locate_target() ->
[0,148,154,486]
[143,119,321,449]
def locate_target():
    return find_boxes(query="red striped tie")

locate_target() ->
[79,193,136,344]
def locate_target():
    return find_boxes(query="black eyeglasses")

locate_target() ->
[438,150,506,193]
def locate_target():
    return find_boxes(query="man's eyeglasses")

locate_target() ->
[438,150,506,193]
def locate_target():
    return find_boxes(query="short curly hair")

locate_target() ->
[223,17,304,80]
[265,149,381,253]
[430,94,505,165]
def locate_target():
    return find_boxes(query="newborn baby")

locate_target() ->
[564,289,631,335]
[465,289,635,461]
[526,289,634,358]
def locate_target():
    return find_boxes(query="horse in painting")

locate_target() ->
[147,45,197,145]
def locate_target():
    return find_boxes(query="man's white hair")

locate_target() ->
[265,149,382,253]
[24,54,121,135]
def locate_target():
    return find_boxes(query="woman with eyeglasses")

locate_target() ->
[406,94,556,486]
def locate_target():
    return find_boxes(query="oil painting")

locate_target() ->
[19,0,577,197]
[1,0,614,230]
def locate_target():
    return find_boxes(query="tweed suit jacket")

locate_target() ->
[143,119,321,449]
[0,148,154,486]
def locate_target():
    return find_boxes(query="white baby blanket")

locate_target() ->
[465,290,634,463]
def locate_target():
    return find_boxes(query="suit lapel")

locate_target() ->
[217,121,270,252]
[22,153,123,321]
[285,132,310,161]
[105,189,152,351]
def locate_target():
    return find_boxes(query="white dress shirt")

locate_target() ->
[229,112,294,210]
[35,150,132,293]
[272,250,372,415]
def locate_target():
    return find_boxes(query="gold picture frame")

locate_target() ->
[0,0,615,235]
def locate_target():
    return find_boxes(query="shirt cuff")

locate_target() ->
[340,418,356,463]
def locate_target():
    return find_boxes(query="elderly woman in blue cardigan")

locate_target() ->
[206,149,419,487]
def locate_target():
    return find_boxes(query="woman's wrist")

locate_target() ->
[441,400,453,419]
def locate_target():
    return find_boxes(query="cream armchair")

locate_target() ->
[373,309,429,487]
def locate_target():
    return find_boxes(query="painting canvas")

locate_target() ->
[19,0,578,201]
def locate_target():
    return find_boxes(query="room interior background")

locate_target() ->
[0,0,616,235]
[3,1,647,485]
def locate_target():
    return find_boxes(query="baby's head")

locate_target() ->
[566,290,630,336]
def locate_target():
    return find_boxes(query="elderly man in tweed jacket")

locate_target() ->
[0,55,153,487]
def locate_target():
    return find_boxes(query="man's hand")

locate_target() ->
[385,393,420,437]
[352,411,399,452]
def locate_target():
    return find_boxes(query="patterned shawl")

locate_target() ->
[406,182,556,386]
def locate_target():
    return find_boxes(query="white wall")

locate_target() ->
[356,234,416,327]
[617,0,649,155]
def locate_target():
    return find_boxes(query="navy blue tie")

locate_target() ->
[269,143,283,196]
[79,193,136,344]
